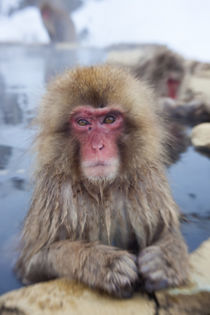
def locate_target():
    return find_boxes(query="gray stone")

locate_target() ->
[191,123,210,151]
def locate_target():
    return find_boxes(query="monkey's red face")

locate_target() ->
[70,106,124,182]
[167,78,180,99]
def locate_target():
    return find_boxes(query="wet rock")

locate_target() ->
[11,177,27,191]
[182,64,210,103]
[106,44,156,67]
[0,145,12,170]
[0,280,155,315]
[191,123,210,152]
[157,239,210,314]
[2,94,23,125]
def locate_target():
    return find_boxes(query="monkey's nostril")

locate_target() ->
[92,143,104,150]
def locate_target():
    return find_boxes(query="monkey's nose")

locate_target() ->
[92,143,104,151]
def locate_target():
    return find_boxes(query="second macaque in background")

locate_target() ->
[107,46,189,162]
[132,47,186,99]
[40,2,77,42]
[133,47,189,164]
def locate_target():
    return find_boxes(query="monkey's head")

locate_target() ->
[37,65,166,186]
[70,105,123,183]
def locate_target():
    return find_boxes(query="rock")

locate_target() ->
[0,280,155,315]
[0,145,12,170]
[157,239,210,314]
[1,239,210,315]
[181,62,210,103]
[3,94,23,125]
[107,47,147,67]
[191,123,210,151]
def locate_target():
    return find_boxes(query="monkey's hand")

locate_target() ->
[22,242,138,298]
[84,246,138,298]
[103,251,138,298]
[138,245,178,292]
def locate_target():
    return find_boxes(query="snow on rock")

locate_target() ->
[1,240,210,314]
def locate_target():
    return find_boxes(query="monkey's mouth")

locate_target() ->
[81,159,119,181]
[84,161,109,167]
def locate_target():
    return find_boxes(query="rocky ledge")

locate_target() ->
[0,239,210,315]
[191,123,210,153]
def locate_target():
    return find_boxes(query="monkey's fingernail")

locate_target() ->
[139,263,155,274]
[148,270,165,281]
[139,252,160,265]
[145,281,156,293]
[145,279,168,292]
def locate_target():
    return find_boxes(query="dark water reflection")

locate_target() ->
[168,147,210,251]
[0,44,210,295]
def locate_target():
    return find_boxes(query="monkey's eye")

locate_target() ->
[103,115,116,124]
[77,119,89,126]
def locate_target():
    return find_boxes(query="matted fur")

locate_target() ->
[16,65,188,296]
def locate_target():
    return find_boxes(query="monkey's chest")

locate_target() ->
[84,198,139,251]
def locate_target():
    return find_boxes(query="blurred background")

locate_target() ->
[0,0,210,295]
[0,0,210,61]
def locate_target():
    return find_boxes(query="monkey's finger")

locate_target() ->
[139,246,161,258]
[112,272,137,287]
[128,253,138,264]
[138,251,162,267]
[117,267,138,284]
[113,283,134,299]
[139,260,162,275]
[146,270,165,282]
[116,256,138,273]
[145,278,169,292]
[115,268,138,283]
[104,276,134,299]
[111,256,139,286]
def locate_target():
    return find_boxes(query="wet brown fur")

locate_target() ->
[16,65,189,297]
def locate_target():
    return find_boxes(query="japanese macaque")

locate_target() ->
[133,47,185,99]
[40,2,76,42]
[16,65,189,298]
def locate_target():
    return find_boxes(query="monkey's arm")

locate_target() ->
[138,226,189,292]
[21,240,138,298]
[137,168,189,292]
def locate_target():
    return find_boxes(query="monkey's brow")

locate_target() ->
[70,107,123,118]
[106,110,122,115]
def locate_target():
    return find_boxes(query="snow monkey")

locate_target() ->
[16,65,189,298]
